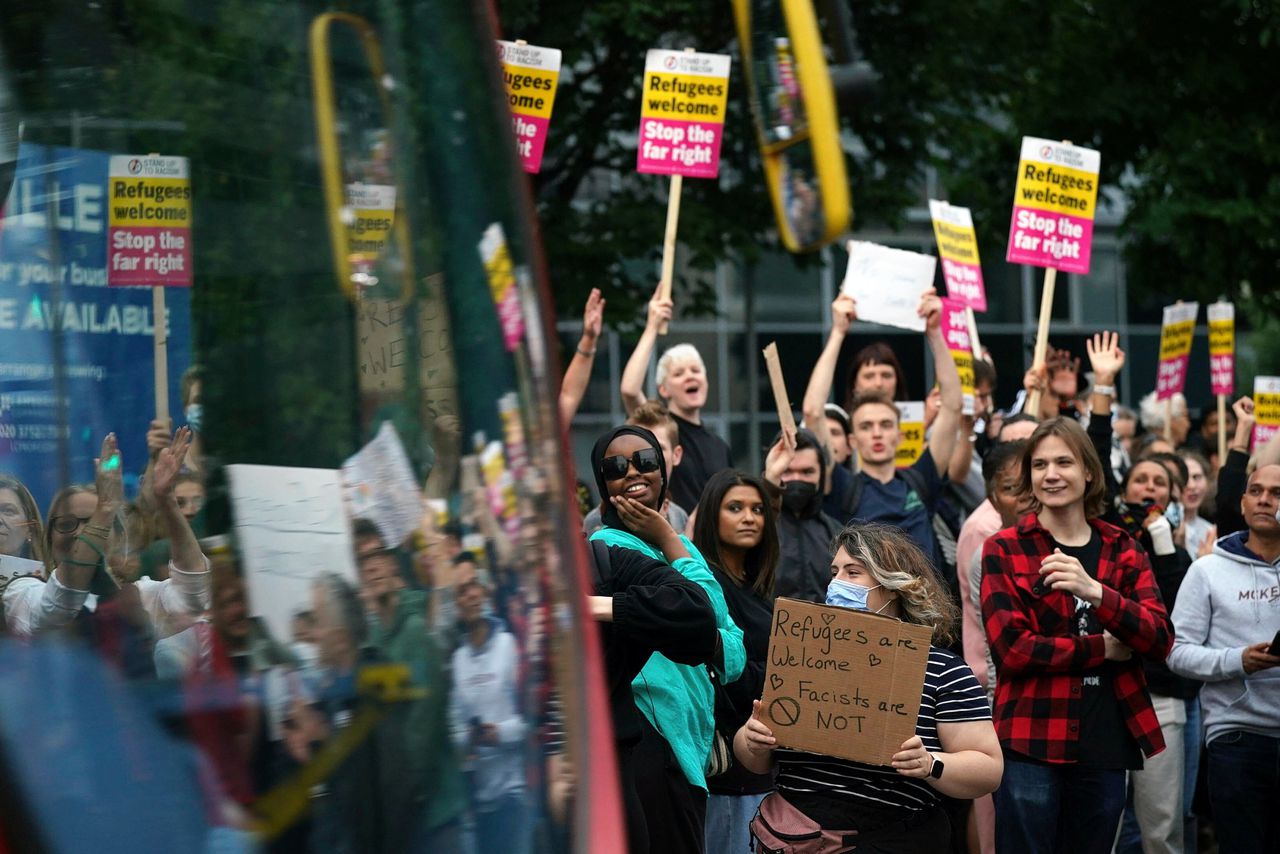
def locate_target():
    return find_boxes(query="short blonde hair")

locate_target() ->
[656,343,705,391]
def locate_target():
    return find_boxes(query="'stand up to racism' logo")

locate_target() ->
[1039,145,1054,160]
[663,54,678,70]
[127,158,143,175]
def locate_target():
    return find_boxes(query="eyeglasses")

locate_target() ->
[598,448,661,481]
[50,515,93,534]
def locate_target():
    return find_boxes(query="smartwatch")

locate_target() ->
[929,755,945,780]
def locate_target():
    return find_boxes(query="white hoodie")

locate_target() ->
[449,617,526,806]
[1168,531,1280,745]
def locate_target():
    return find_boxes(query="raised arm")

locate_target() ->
[922,290,962,477]
[801,294,856,470]
[54,434,124,592]
[1086,331,1125,503]
[1216,396,1255,537]
[619,283,672,415]
[558,288,605,426]
[151,427,203,573]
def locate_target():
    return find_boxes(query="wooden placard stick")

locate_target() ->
[966,306,983,361]
[153,281,169,424]
[656,173,682,335]
[1024,266,1057,419]
[763,342,797,441]
[1218,394,1227,463]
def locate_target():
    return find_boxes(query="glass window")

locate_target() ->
[0,5,608,852]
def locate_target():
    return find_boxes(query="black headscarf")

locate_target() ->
[590,425,668,533]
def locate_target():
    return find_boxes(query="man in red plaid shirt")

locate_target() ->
[981,415,1172,854]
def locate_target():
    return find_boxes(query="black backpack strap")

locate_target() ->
[587,538,612,593]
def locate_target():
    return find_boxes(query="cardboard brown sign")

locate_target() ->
[760,597,933,766]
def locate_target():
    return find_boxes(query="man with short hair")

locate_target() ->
[1167,463,1280,854]
[621,285,732,512]
[763,428,843,604]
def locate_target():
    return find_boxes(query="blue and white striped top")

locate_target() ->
[776,646,990,811]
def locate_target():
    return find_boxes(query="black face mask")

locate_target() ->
[781,480,822,517]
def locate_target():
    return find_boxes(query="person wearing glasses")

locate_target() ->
[5,431,209,645]
[588,424,745,854]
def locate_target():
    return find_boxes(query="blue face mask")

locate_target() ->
[184,403,203,434]
[825,578,885,612]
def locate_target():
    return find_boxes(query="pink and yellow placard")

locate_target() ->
[1208,302,1235,397]
[940,296,976,415]
[929,201,986,312]
[107,155,192,287]
[636,49,731,179]
[1005,137,1100,275]
[498,40,561,174]
[1156,302,1198,400]
[1253,377,1280,449]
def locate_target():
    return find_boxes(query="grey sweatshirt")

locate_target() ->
[1167,531,1280,745]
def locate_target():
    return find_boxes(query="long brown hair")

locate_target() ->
[0,475,47,569]
[693,470,779,598]
[829,522,958,646]
[1017,417,1109,519]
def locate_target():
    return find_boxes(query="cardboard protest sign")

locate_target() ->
[341,421,423,548]
[940,297,975,415]
[762,342,798,439]
[107,155,192,286]
[637,49,732,179]
[841,241,936,333]
[1156,302,1199,400]
[479,223,524,351]
[929,201,986,312]
[226,465,357,646]
[1253,377,1280,449]
[895,401,925,468]
[1208,302,1235,397]
[1005,138,1101,275]
[760,597,933,766]
[498,40,561,173]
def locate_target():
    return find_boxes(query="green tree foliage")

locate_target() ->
[503,0,1280,321]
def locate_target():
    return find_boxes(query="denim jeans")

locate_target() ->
[705,792,767,854]
[1207,730,1280,854]
[474,791,531,854]
[1182,697,1201,854]
[995,757,1126,854]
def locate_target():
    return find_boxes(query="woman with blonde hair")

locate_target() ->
[737,522,1002,851]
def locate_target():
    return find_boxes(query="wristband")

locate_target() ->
[576,344,597,357]
[75,534,107,560]
[1091,384,1116,397]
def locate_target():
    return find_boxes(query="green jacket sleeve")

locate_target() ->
[676,537,745,684]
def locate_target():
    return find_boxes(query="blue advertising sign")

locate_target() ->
[0,144,192,510]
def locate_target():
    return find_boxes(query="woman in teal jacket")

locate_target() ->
[588,424,745,853]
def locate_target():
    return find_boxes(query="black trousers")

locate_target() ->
[632,714,707,854]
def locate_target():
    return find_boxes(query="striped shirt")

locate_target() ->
[776,647,990,811]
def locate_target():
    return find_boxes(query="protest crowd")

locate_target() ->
[0,275,1275,854]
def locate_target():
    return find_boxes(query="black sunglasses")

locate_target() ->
[599,448,661,481]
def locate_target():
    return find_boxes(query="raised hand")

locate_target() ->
[763,429,797,486]
[94,433,124,514]
[1047,348,1081,398]
[581,288,605,344]
[831,294,857,337]
[1086,332,1125,384]
[146,418,173,458]
[646,282,674,332]
[917,288,942,333]
[152,427,192,502]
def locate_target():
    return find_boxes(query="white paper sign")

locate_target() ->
[341,421,424,548]
[841,241,937,332]
[227,465,357,646]
[0,554,45,585]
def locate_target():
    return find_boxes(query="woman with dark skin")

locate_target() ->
[693,469,780,854]
[588,425,745,854]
